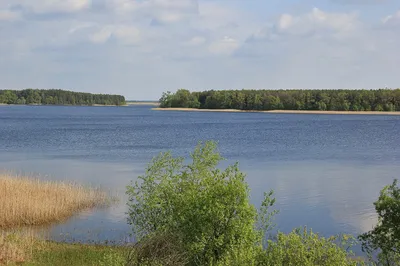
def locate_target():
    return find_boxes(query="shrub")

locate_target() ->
[126,141,366,266]
[126,141,265,265]
[259,228,363,266]
[126,233,187,266]
[359,179,400,266]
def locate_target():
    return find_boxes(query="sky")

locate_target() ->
[0,0,399,100]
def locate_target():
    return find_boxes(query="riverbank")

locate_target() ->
[152,107,400,115]
[0,231,128,265]
[0,104,127,107]
[126,101,159,106]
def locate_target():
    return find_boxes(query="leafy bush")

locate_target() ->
[359,179,400,266]
[126,141,367,266]
[259,228,362,266]
[126,141,265,265]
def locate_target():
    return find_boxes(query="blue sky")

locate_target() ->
[0,0,399,100]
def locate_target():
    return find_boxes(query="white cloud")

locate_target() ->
[0,9,21,21]
[382,10,400,24]
[68,22,97,34]
[113,25,141,45]
[107,0,198,24]
[274,8,359,38]
[278,14,293,30]
[89,25,140,45]
[208,36,239,55]
[4,0,91,14]
[89,27,113,44]
[235,7,399,89]
[184,36,206,46]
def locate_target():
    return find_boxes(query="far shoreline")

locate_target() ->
[152,107,400,116]
[126,101,159,106]
[0,103,128,107]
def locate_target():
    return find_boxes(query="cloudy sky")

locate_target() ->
[0,0,399,100]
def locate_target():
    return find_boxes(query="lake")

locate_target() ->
[1,105,399,249]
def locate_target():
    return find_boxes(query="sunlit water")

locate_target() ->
[1,105,399,253]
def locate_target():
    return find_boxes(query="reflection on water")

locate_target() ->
[1,105,399,251]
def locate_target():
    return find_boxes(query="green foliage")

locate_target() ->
[260,228,363,266]
[126,141,265,265]
[159,89,400,112]
[98,250,126,266]
[258,190,280,245]
[359,179,400,266]
[27,242,128,266]
[127,233,188,266]
[0,89,126,106]
[126,141,362,266]
[159,89,200,108]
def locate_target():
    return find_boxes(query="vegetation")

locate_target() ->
[2,143,399,265]
[262,228,360,266]
[0,231,127,265]
[0,89,126,106]
[126,141,362,266]
[0,174,110,229]
[359,179,400,266]
[159,89,400,111]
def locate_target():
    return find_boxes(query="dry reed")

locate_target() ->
[0,174,109,229]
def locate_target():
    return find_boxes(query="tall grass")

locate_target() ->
[0,230,128,265]
[0,173,110,229]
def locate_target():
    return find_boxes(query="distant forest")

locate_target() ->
[0,89,126,106]
[159,89,400,111]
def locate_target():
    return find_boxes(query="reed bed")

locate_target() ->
[0,174,109,229]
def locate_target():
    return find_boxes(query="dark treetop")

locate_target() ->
[0,89,126,106]
[159,89,400,112]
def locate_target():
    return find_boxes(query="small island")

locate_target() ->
[157,88,400,114]
[0,89,126,106]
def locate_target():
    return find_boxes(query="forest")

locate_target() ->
[0,89,126,106]
[159,89,400,111]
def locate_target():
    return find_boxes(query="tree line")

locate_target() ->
[159,89,400,111]
[0,89,126,106]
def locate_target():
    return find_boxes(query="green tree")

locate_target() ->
[359,179,400,266]
[126,141,278,265]
[159,88,400,112]
[159,91,174,107]
[16,97,26,105]
[126,141,362,266]
[3,90,18,104]
[0,89,125,106]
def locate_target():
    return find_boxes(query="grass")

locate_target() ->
[0,231,128,265]
[0,173,111,229]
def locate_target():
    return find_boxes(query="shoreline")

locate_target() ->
[152,108,400,116]
[126,101,159,106]
[0,103,127,107]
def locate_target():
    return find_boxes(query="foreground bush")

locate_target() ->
[126,141,362,266]
[0,174,109,228]
[261,228,361,266]
[359,179,400,266]
[126,141,265,265]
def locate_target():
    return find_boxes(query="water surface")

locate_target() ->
[1,105,399,248]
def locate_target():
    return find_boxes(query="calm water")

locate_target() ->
[1,105,399,248]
